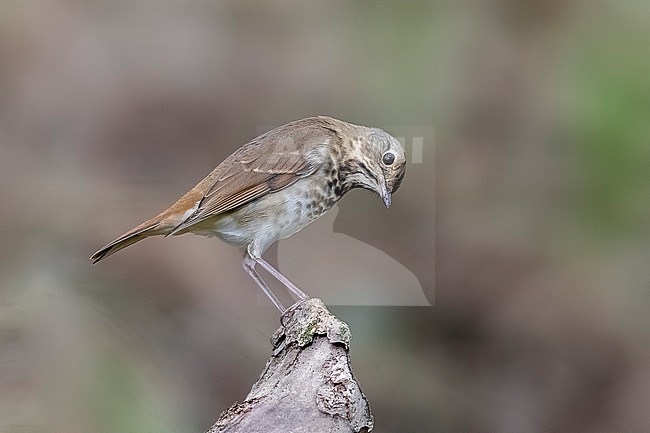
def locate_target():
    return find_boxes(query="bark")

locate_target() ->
[206,298,373,433]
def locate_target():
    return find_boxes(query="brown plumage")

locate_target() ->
[91,116,406,312]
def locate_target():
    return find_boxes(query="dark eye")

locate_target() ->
[382,152,395,166]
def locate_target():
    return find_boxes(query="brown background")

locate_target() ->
[1,1,648,432]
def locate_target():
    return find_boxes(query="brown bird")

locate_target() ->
[91,116,406,312]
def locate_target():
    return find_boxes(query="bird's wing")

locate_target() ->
[170,121,336,234]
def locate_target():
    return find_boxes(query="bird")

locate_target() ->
[91,116,406,312]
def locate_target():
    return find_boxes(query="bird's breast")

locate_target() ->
[195,172,342,254]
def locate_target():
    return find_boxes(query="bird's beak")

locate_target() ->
[379,179,392,208]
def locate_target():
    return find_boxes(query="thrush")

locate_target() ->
[91,116,406,312]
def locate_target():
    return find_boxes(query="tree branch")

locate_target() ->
[206,298,373,433]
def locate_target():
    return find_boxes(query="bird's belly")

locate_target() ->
[194,178,339,254]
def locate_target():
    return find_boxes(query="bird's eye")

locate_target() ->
[382,151,395,166]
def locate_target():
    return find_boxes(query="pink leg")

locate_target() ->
[243,254,286,312]
[256,257,310,301]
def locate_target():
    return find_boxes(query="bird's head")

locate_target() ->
[347,128,406,208]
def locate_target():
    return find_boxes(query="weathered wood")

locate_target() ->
[207,298,373,433]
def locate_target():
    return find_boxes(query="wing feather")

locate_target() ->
[169,119,337,234]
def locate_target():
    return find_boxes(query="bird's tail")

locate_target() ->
[90,218,165,264]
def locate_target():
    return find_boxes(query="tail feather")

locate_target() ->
[90,220,163,264]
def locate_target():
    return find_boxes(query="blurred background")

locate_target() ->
[1,1,648,432]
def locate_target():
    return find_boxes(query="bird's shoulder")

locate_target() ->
[202,117,342,187]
